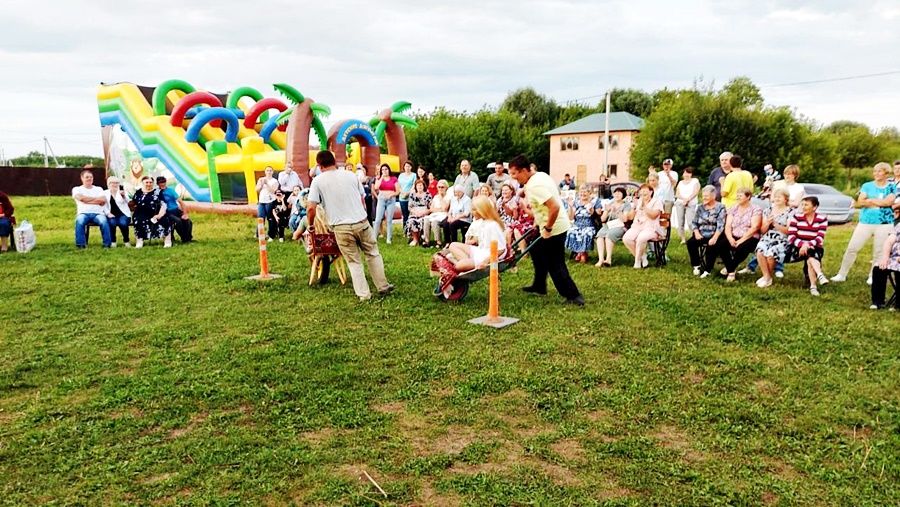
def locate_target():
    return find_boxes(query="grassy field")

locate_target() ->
[1,196,897,506]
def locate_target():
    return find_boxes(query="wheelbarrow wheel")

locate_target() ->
[311,255,332,285]
[436,280,469,302]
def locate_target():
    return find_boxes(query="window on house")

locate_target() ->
[609,164,618,178]
[560,136,579,151]
[610,135,619,150]
[598,136,605,149]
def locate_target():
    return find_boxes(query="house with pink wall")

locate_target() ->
[544,112,644,185]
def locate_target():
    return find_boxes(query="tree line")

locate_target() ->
[404,77,900,187]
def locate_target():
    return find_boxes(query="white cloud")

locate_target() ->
[0,0,897,157]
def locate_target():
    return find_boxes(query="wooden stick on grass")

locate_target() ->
[363,470,388,498]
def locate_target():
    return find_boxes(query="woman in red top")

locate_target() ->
[426,171,439,197]
[0,191,14,253]
[373,164,400,244]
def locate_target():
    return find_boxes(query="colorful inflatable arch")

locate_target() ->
[98,80,416,205]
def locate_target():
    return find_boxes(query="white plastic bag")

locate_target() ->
[14,220,36,253]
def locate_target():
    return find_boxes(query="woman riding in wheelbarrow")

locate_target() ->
[431,196,511,300]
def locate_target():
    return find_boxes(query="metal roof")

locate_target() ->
[543,112,645,136]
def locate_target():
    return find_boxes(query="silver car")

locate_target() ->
[754,183,855,224]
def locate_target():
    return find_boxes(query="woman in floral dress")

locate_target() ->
[754,189,794,288]
[565,185,601,263]
[131,176,170,248]
[404,179,432,246]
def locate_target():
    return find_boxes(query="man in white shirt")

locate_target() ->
[657,158,678,212]
[307,150,393,302]
[453,160,479,198]
[72,170,112,248]
[278,163,302,193]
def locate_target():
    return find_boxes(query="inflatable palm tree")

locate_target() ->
[369,101,418,169]
[274,83,331,187]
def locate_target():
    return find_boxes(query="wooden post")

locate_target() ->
[245,217,282,281]
[468,239,518,328]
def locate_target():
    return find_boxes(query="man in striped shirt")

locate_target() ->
[786,196,829,296]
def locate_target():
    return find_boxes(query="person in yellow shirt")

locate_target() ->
[508,155,584,306]
[721,155,755,208]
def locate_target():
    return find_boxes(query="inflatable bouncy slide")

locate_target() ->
[97,80,417,205]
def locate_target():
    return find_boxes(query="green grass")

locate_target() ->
[1,196,897,506]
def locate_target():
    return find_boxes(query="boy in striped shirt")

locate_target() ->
[786,196,829,296]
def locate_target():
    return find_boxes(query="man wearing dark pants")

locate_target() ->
[508,155,584,305]
[307,150,394,302]
[157,176,193,243]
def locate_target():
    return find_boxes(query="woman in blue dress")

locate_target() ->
[565,186,601,263]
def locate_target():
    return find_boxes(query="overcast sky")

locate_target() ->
[1,0,898,159]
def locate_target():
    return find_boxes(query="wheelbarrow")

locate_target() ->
[430,228,540,302]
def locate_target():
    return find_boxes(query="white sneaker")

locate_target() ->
[279,238,284,243]
[774,271,784,279]
[817,274,829,286]
[866,275,873,286]
[830,274,846,283]
[756,277,770,288]
[810,286,820,296]
[869,304,879,310]
[110,242,117,248]
[386,239,392,244]
[700,271,710,279]
[164,238,172,248]
[737,268,751,275]
[692,267,701,276]
[720,267,728,276]
[135,239,144,249]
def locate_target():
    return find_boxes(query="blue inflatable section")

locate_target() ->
[99,110,211,202]
[185,108,240,143]
[335,120,377,146]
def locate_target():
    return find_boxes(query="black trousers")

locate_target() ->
[716,238,759,273]
[871,267,899,308]
[440,219,470,244]
[529,232,581,299]
[166,210,193,242]
[686,235,718,270]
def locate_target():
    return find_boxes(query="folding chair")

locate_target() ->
[648,212,671,267]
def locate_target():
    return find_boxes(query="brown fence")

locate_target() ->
[0,166,107,196]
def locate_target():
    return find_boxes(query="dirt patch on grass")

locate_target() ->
[299,427,339,446]
[764,457,801,480]
[550,438,585,462]
[595,481,635,501]
[449,441,580,487]
[109,406,144,420]
[166,412,208,440]
[682,372,705,384]
[761,491,779,505]
[0,408,22,426]
[651,425,706,462]
[412,481,463,507]
[839,425,874,441]
[753,380,778,396]
[63,387,98,407]
[140,471,176,485]
[430,425,479,455]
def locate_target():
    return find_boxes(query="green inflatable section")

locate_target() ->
[151,79,196,116]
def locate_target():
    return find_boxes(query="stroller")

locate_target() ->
[430,228,540,302]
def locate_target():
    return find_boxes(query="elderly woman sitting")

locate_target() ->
[714,187,762,282]
[423,180,450,247]
[565,185,601,263]
[440,185,473,246]
[871,220,900,309]
[405,178,432,246]
[687,185,726,277]
[786,196,829,296]
[623,184,663,269]
[445,196,507,272]
[594,187,631,267]
[753,188,794,288]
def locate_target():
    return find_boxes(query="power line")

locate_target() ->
[761,70,900,88]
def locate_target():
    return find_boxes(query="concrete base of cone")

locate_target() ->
[245,273,283,281]
[468,315,519,328]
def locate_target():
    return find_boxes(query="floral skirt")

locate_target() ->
[565,225,597,253]
[755,231,789,262]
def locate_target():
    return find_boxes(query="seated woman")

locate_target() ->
[715,187,762,282]
[786,196,829,296]
[565,185,601,263]
[871,220,900,309]
[623,184,663,269]
[595,187,631,267]
[687,185,726,277]
[131,176,171,248]
[0,191,14,253]
[445,195,507,272]
[753,189,793,288]
[104,176,132,247]
[496,183,520,246]
[477,183,497,206]
[405,179,432,246]
[440,185,473,246]
[290,189,310,240]
[423,180,450,247]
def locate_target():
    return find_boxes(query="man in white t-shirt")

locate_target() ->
[656,158,678,212]
[307,150,393,302]
[508,154,584,306]
[72,170,112,248]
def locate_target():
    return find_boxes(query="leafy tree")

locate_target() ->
[824,121,884,168]
[599,88,656,118]
[500,87,560,128]
[9,151,104,168]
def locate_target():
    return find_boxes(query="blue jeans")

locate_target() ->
[399,199,410,228]
[257,201,277,238]
[373,196,396,242]
[747,256,784,273]
[75,213,111,247]
[108,215,130,244]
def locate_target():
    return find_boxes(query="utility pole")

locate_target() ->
[43,137,49,167]
[603,91,611,178]
[43,137,63,167]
